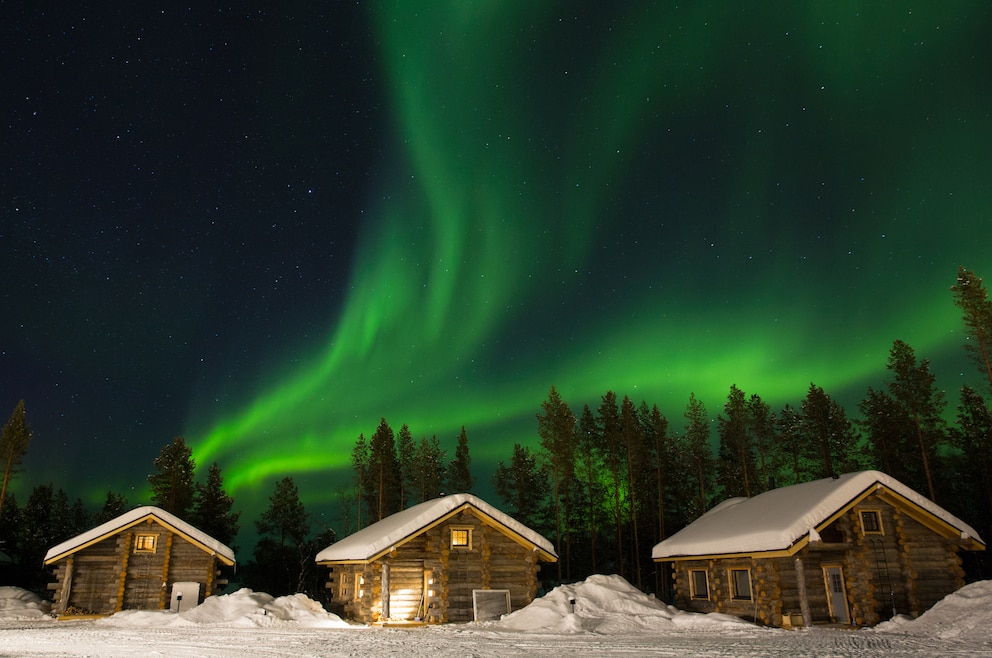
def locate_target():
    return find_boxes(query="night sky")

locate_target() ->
[3,2,991,534]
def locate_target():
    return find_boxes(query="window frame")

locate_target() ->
[859,509,884,535]
[689,569,710,600]
[730,568,753,601]
[133,533,158,554]
[450,526,473,550]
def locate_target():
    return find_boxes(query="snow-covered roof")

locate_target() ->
[652,470,985,560]
[315,493,557,563]
[44,506,236,565]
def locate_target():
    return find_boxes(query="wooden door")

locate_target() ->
[823,565,850,624]
[387,560,426,621]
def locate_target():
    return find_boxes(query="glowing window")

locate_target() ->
[134,534,157,553]
[451,527,472,549]
[689,570,709,600]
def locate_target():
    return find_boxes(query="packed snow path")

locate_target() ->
[0,622,984,657]
[3,577,990,657]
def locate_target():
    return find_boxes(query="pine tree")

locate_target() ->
[597,391,625,579]
[0,400,32,517]
[747,393,778,493]
[682,392,713,518]
[537,385,576,581]
[951,267,992,393]
[351,434,369,528]
[642,403,672,540]
[396,424,416,509]
[191,462,241,547]
[493,443,549,531]
[620,395,644,588]
[799,383,863,480]
[576,404,601,573]
[148,436,196,517]
[859,387,911,479]
[885,340,947,501]
[447,426,475,493]
[368,418,400,520]
[717,384,755,498]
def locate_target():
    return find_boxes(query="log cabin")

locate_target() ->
[316,493,557,623]
[652,471,985,628]
[44,506,236,617]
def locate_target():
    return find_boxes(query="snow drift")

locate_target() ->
[496,574,752,634]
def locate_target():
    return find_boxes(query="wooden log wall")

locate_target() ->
[48,520,228,616]
[668,492,971,628]
[323,509,546,624]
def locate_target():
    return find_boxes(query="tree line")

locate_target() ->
[1,267,990,600]
[484,267,992,592]
[0,432,335,602]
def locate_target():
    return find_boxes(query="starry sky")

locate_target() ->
[3,2,991,534]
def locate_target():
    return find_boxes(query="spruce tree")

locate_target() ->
[0,492,20,561]
[447,426,475,493]
[94,490,130,525]
[251,476,310,596]
[951,385,992,538]
[18,485,59,581]
[0,400,32,517]
[493,443,548,530]
[412,435,446,502]
[256,476,309,546]
[191,462,241,547]
[148,436,196,517]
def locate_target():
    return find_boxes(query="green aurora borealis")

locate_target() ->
[5,2,991,526]
[190,2,991,513]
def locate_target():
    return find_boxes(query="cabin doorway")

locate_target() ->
[822,565,850,624]
[385,560,426,621]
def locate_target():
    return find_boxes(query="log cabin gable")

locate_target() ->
[45,510,235,567]
[320,503,556,566]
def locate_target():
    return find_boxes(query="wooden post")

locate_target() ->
[795,557,812,627]
[116,532,132,612]
[381,563,390,620]
[56,557,74,614]
[159,532,173,610]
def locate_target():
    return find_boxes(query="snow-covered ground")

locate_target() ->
[2,576,990,657]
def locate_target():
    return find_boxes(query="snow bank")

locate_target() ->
[874,580,992,644]
[0,586,53,621]
[95,589,354,629]
[496,574,753,634]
